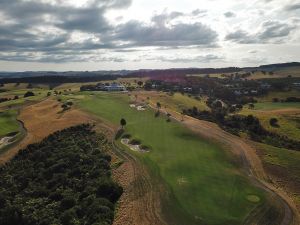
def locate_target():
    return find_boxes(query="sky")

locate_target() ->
[0,0,299,71]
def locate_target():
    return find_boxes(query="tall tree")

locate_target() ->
[120,118,127,129]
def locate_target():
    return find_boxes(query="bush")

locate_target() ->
[140,145,150,151]
[270,118,279,127]
[122,134,131,139]
[24,91,35,98]
[129,139,141,145]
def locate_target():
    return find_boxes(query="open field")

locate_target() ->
[239,91,300,141]
[254,142,300,211]
[0,88,49,109]
[257,90,300,102]
[0,110,19,137]
[253,102,300,110]
[77,92,266,225]
[133,91,209,112]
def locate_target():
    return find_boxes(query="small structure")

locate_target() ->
[102,83,126,92]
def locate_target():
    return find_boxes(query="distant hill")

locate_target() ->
[259,62,300,69]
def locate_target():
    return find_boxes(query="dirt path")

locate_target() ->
[111,138,167,225]
[0,99,166,225]
[146,101,299,225]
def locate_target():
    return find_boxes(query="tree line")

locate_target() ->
[184,107,300,151]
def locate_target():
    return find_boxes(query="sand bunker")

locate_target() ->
[0,136,15,149]
[129,104,147,111]
[121,138,149,153]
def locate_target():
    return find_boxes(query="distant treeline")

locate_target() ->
[0,75,119,84]
[0,124,122,225]
[259,62,300,69]
[184,107,300,151]
[127,67,242,78]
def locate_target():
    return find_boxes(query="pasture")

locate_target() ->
[134,91,209,112]
[255,142,300,209]
[0,110,19,137]
[77,92,266,225]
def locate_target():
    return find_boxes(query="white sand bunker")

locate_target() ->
[129,104,147,111]
[177,177,189,186]
[121,138,150,153]
[137,106,146,111]
[0,136,15,149]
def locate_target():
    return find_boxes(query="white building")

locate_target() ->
[102,83,126,91]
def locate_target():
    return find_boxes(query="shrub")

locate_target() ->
[122,134,131,139]
[129,139,141,145]
[140,145,150,151]
[270,118,279,127]
[24,91,35,98]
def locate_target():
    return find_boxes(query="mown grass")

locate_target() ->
[77,92,265,225]
[0,110,19,137]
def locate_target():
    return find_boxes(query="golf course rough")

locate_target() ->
[78,92,266,225]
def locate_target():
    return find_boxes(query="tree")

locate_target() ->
[156,102,161,112]
[270,118,279,127]
[137,81,143,86]
[166,113,171,122]
[24,91,35,98]
[120,118,126,129]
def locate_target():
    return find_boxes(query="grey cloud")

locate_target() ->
[0,1,218,63]
[146,54,224,63]
[284,3,300,11]
[224,11,235,18]
[258,21,295,40]
[112,13,218,47]
[225,20,296,44]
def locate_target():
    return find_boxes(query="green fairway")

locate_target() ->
[0,110,20,137]
[77,92,265,225]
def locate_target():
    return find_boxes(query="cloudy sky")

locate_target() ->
[0,0,299,71]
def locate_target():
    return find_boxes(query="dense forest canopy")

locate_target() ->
[0,124,122,225]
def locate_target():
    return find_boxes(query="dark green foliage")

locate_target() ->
[121,134,131,139]
[24,91,35,98]
[0,124,122,225]
[120,118,126,128]
[184,107,300,151]
[270,118,279,127]
[114,129,124,140]
[129,139,141,145]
